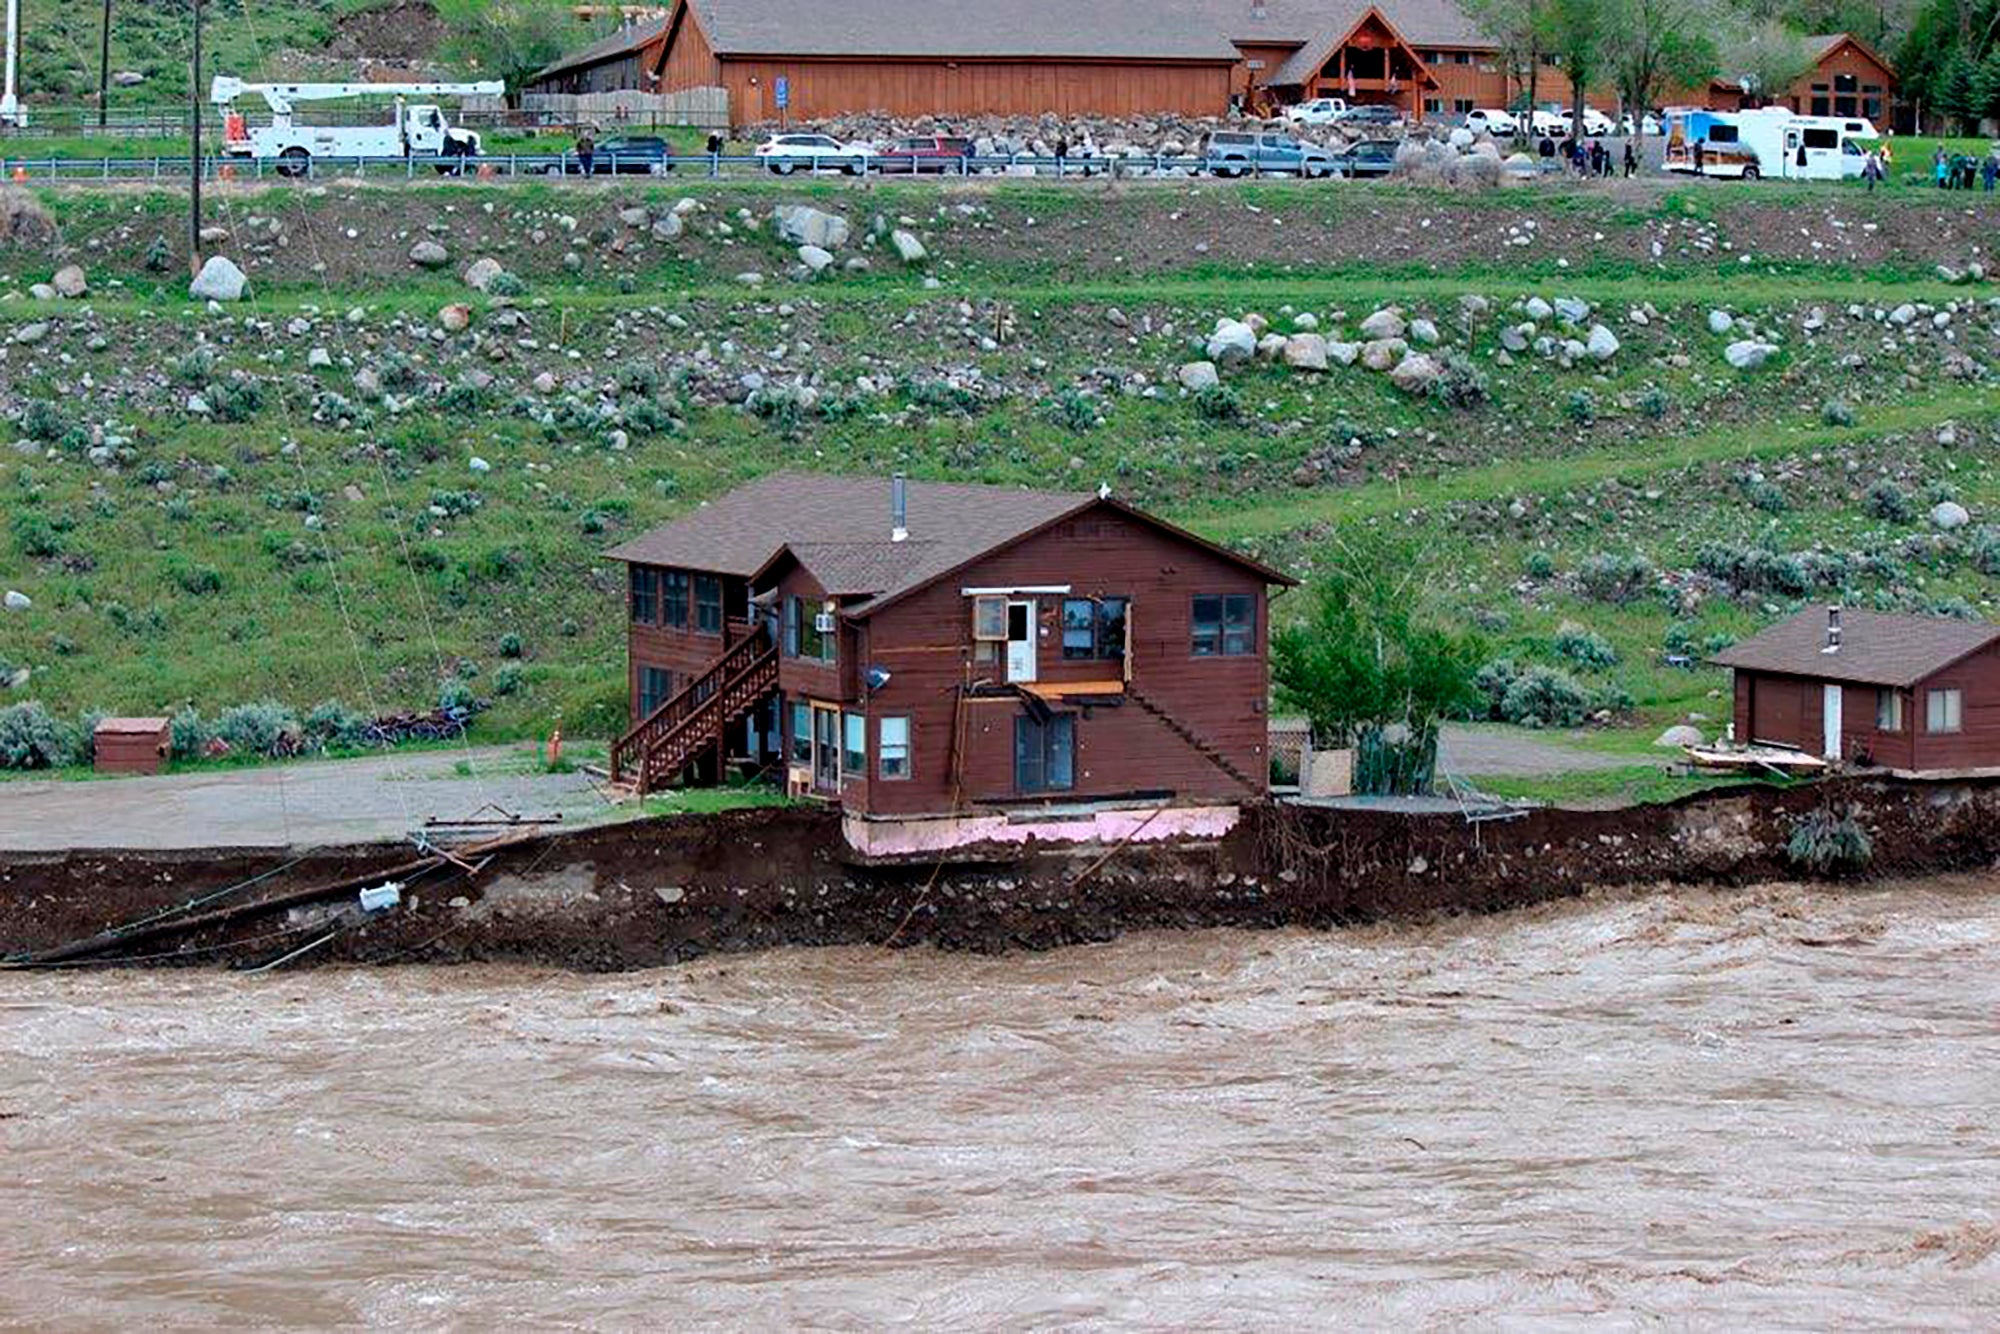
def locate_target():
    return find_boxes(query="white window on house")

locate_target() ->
[878,716,911,779]
[842,713,866,774]
[1926,688,1963,734]
[1875,689,1903,732]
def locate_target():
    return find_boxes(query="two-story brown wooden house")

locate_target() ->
[1714,606,2000,772]
[604,472,1293,854]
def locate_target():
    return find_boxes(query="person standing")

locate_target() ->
[1623,140,1637,177]
[1692,137,1705,175]
[1985,151,1999,192]
[576,128,596,178]
[1861,149,1882,192]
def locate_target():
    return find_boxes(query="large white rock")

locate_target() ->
[1888,302,1917,326]
[1932,500,1971,530]
[1360,337,1407,372]
[408,240,450,269]
[652,213,684,241]
[774,204,851,250]
[3,589,29,611]
[1655,724,1704,748]
[1328,340,1361,366]
[1409,318,1440,346]
[51,264,87,298]
[462,257,504,292]
[1586,324,1620,360]
[1388,353,1442,395]
[1256,331,1290,360]
[1523,296,1553,321]
[1553,296,1590,324]
[1707,309,1734,334]
[798,244,835,274]
[1282,333,1329,371]
[1499,322,1533,352]
[1724,339,1776,370]
[1359,307,1406,340]
[890,229,927,264]
[188,255,247,302]
[1206,319,1258,366]
[1176,360,1220,392]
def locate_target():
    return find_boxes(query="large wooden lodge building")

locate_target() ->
[530,0,1895,131]
[605,473,1293,855]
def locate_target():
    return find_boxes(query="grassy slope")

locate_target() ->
[3,178,2000,792]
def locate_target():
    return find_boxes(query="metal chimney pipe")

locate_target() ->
[891,473,908,542]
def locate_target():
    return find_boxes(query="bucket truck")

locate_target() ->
[209,77,506,175]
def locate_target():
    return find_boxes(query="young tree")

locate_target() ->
[1722,19,1815,107]
[1271,536,1486,796]
[1539,0,1608,139]
[1602,0,1721,146]
[1464,0,1545,126]
[433,0,600,98]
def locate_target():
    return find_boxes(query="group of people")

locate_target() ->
[1536,134,1638,179]
[1928,143,1999,191]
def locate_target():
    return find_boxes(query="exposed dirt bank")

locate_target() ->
[6,773,2000,970]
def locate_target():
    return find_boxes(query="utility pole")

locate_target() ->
[189,0,202,277]
[98,0,111,130]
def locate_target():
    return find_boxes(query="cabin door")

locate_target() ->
[812,704,840,792]
[1005,599,1037,683]
[1822,683,1843,761]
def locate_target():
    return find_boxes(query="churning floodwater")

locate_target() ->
[3,877,1998,1327]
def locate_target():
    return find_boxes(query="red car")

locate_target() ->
[875,135,974,174]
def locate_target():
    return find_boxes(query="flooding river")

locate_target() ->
[3,878,1998,1327]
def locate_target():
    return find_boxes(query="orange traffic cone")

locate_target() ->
[477,162,496,180]
[9,166,24,183]
[218,163,235,182]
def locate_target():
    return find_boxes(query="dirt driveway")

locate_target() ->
[0,746,611,852]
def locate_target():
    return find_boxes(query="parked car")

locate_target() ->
[1332,138,1399,177]
[1203,129,1339,178]
[1619,111,1663,136]
[1465,108,1519,135]
[1580,107,1615,135]
[1528,109,1568,136]
[1283,97,1348,125]
[542,134,672,175]
[1335,103,1402,128]
[874,135,974,173]
[754,132,873,175]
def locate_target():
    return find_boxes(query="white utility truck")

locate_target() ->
[209,77,505,175]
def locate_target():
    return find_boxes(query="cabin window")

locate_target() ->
[842,713,866,774]
[1062,596,1130,660]
[662,571,689,628]
[1876,690,1903,732]
[1423,96,1442,114]
[694,575,723,634]
[1453,98,1474,114]
[790,700,812,764]
[639,666,673,716]
[1926,688,1962,734]
[782,595,800,656]
[1451,51,1471,65]
[879,716,911,780]
[1833,73,1857,93]
[629,567,656,625]
[793,596,833,662]
[1810,96,1830,115]
[1014,714,1075,794]
[972,595,1008,641]
[1192,594,1256,657]
[1802,128,1837,149]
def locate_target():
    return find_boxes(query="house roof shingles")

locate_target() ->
[683,0,1241,61]
[605,471,1290,616]
[1711,607,2000,688]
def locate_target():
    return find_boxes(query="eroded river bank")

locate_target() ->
[3,876,1996,1325]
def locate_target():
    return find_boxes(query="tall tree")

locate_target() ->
[1723,19,1816,106]
[1602,0,1721,145]
[1271,536,1485,797]
[1464,0,1545,124]
[1539,0,1607,138]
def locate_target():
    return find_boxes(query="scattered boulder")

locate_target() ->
[1723,339,1777,370]
[188,255,247,302]
[1176,361,1219,392]
[438,303,471,333]
[1388,353,1442,395]
[13,321,47,345]
[1281,333,1329,372]
[3,589,29,612]
[469,456,492,474]
[890,229,927,264]
[774,204,851,249]
[1206,319,1257,366]
[1655,724,1704,748]
[1359,307,1406,340]
[797,244,835,274]
[408,239,450,269]
[1585,325,1619,360]
[1409,318,1439,346]
[0,187,55,247]
[1328,341,1360,366]
[1707,310,1733,334]
[1360,337,1406,372]
[1553,296,1590,324]
[618,206,650,229]
[51,264,87,298]
[1888,303,1917,326]
[652,213,684,242]
[462,257,504,292]
[1523,296,1553,321]
[307,346,332,368]
[1499,323,1533,353]
[1932,501,1971,530]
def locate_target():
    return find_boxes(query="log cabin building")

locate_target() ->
[1714,606,2000,772]
[1700,33,1897,133]
[604,473,1293,856]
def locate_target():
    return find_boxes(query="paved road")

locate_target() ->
[0,746,610,852]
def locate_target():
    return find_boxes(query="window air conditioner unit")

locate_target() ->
[814,611,837,634]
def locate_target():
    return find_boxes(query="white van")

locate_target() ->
[1664,107,1876,180]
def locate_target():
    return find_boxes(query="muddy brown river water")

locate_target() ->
[4,878,1998,1327]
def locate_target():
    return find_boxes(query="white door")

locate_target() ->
[1822,683,1843,760]
[1005,600,1037,683]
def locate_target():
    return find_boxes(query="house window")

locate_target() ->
[1833,73,1857,93]
[1876,689,1903,733]
[1014,714,1075,793]
[842,712,866,774]
[694,574,723,634]
[661,571,689,628]
[790,700,812,764]
[1453,98,1474,114]
[1191,593,1256,657]
[1863,95,1881,119]
[782,594,800,657]
[1810,96,1829,115]
[1926,688,1962,734]
[1062,596,1129,660]
[972,595,1008,641]
[639,666,673,716]
[1452,50,1470,65]
[793,595,833,662]
[1423,96,1442,114]
[879,716,911,779]
[629,567,656,624]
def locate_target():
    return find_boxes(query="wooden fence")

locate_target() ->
[518,88,729,130]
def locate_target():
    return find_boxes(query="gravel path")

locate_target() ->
[0,746,611,852]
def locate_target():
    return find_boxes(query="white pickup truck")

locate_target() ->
[1282,97,1348,126]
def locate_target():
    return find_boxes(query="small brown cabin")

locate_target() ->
[1713,606,2000,771]
[603,472,1293,830]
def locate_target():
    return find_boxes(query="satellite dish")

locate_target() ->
[865,665,892,691]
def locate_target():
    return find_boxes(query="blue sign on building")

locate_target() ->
[774,76,790,110]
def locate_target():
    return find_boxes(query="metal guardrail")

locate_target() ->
[0,150,1373,183]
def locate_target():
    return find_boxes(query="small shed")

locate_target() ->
[94,716,171,775]
[1712,606,2000,771]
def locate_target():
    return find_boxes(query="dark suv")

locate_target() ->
[545,134,672,175]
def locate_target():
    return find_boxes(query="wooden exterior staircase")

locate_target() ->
[610,628,779,795]
[1126,684,1262,795]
